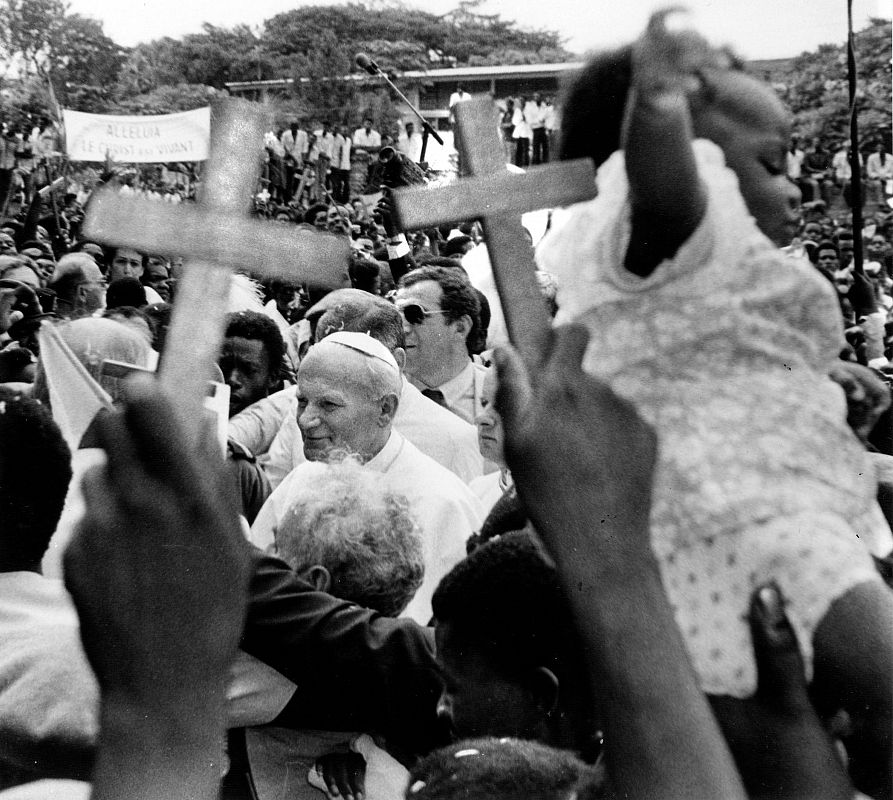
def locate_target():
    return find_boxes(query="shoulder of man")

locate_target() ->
[392,435,482,506]
[228,438,258,463]
[402,380,478,437]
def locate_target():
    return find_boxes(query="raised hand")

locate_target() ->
[493,324,657,572]
[63,377,252,800]
[710,584,854,800]
[65,377,250,704]
[630,8,726,101]
[828,360,891,446]
[315,749,367,800]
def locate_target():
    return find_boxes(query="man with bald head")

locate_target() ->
[250,332,483,624]
[48,254,105,319]
[254,288,484,487]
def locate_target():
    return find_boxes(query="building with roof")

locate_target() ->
[225,62,583,131]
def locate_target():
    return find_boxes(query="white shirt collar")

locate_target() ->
[365,429,406,473]
[438,360,476,410]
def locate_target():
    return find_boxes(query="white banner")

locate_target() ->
[63,107,211,163]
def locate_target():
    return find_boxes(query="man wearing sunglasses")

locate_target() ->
[395,266,488,425]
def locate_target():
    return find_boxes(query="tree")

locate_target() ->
[288,29,358,125]
[262,1,570,72]
[0,0,125,112]
[116,25,272,96]
[438,0,567,64]
[781,18,891,150]
[109,84,221,116]
[0,0,68,77]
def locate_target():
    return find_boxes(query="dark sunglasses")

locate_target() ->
[397,302,450,326]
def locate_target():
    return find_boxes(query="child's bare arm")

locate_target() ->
[812,581,893,800]
[623,12,711,277]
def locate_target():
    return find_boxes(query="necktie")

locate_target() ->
[421,388,449,408]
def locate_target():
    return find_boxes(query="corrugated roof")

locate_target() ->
[401,62,583,79]
[225,62,584,91]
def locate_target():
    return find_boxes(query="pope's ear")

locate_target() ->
[379,392,399,426]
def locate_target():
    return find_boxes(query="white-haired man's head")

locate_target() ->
[296,332,401,463]
[275,459,424,617]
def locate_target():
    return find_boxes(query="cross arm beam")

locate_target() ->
[84,191,350,287]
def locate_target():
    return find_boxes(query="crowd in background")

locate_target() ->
[0,30,892,799]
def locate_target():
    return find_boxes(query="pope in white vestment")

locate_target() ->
[250,333,483,624]
[260,377,483,490]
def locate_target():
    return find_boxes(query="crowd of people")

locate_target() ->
[787,135,893,213]
[0,10,892,800]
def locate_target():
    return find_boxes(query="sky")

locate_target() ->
[66,0,892,60]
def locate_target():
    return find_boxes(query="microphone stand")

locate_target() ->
[364,65,443,164]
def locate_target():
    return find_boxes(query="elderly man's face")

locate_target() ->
[78,262,106,316]
[297,347,393,462]
[0,234,16,254]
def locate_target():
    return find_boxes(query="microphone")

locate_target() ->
[355,53,381,76]
[354,52,446,150]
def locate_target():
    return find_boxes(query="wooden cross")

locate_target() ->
[393,96,597,367]
[83,98,349,443]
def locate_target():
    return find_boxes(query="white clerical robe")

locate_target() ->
[250,431,484,624]
[0,570,294,753]
[0,572,98,766]
[263,377,483,489]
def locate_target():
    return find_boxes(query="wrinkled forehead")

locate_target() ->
[304,339,399,396]
[300,343,372,383]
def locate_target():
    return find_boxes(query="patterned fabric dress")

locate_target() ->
[537,139,890,697]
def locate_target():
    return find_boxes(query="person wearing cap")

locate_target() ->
[231,288,484,487]
[250,331,482,624]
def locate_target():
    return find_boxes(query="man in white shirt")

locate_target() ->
[524,92,549,164]
[786,136,805,184]
[353,118,382,189]
[250,332,482,624]
[332,125,352,203]
[831,143,863,209]
[448,84,472,171]
[448,84,471,123]
[281,122,308,200]
[397,122,423,163]
[544,96,559,157]
[396,266,488,425]
[257,288,484,487]
[352,118,382,155]
[866,142,893,209]
[313,121,336,199]
[511,96,532,168]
